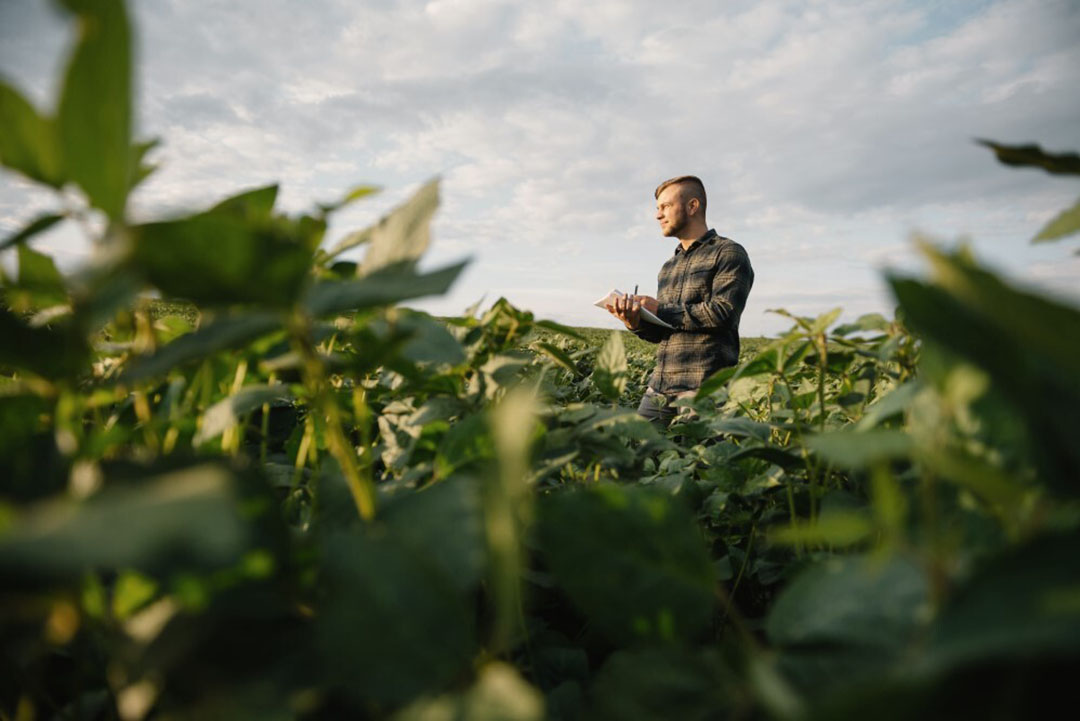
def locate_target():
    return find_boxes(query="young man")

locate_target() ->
[606,176,754,424]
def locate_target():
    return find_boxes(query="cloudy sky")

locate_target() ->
[1,0,1078,335]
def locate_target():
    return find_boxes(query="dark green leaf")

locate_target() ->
[0,307,88,379]
[589,648,732,721]
[0,212,64,252]
[318,530,473,705]
[15,243,67,309]
[926,531,1080,670]
[120,312,280,382]
[535,341,579,375]
[56,0,132,219]
[0,463,250,582]
[977,139,1080,176]
[0,80,63,186]
[538,484,715,644]
[534,318,585,340]
[304,260,468,317]
[194,385,292,446]
[381,476,487,593]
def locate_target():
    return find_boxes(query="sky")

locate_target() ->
[1,0,1078,336]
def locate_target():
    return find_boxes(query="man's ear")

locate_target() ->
[687,197,700,216]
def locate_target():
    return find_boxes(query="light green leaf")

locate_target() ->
[194,385,291,446]
[0,81,63,186]
[326,179,439,267]
[592,331,627,401]
[806,429,913,468]
[769,511,874,547]
[56,0,133,220]
[1033,195,1080,243]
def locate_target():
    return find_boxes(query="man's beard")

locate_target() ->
[662,214,686,237]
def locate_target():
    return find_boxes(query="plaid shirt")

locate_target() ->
[634,229,754,394]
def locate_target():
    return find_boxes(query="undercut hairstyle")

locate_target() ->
[655,175,707,213]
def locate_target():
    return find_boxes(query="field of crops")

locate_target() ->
[3,2,1080,720]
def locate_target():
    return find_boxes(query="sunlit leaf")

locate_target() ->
[1033,195,1080,243]
[194,385,291,446]
[592,331,627,401]
[56,0,132,220]
[806,429,913,468]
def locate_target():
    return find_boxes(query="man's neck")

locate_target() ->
[677,223,711,251]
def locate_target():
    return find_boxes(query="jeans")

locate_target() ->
[636,387,696,426]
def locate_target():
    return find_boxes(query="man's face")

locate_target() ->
[655,184,689,237]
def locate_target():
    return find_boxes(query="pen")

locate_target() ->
[633,284,638,297]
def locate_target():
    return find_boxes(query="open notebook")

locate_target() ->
[593,289,675,329]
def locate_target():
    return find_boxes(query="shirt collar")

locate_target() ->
[674,228,718,255]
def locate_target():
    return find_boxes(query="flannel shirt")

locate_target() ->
[633,229,754,394]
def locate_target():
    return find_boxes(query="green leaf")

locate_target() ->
[534,318,585,341]
[394,310,466,366]
[128,137,159,191]
[130,195,317,307]
[1033,195,1080,243]
[535,341,579,375]
[0,81,63,186]
[317,183,380,216]
[120,312,280,382]
[15,243,67,309]
[768,511,874,547]
[766,554,929,696]
[854,380,921,430]
[56,0,133,220]
[730,445,805,470]
[393,662,544,721]
[194,385,291,446]
[833,313,890,336]
[0,212,64,252]
[304,260,468,317]
[317,530,474,706]
[0,463,250,582]
[0,307,88,379]
[806,429,913,468]
[589,648,733,721]
[592,331,627,401]
[381,477,487,593]
[537,484,716,644]
[326,179,439,267]
[926,531,1080,670]
[977,139,1080,176]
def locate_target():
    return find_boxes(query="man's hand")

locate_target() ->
[606,294,658,330]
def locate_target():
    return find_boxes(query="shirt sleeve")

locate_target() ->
[656,245,754,332]
[631,321,671,344]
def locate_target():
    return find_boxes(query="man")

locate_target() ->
[606,176,754,424]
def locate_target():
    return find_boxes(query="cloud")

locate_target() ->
[0,0,1077,336]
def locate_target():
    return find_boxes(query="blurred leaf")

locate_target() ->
[807,429,913,468]
[708,417,776,443]
[325,179,439,267]
[318,530,474,706]
[769,511,873,547]
[538,484,715,644]
[317,183,380,216]
[730,445,805,470]
[304,260,468,317]
[194,385,291,446]
[0,80,63,186]
[854,380,920,430]
[926,530,1080,670]
[15,243,67,309]
[834,313,890,336]
[535,341,579,375]
[0,212,64,252]
[1033,195,1080,243]
[394,662,544,721]
[0,463,249,582]
[589,648,732,721]
[56,0,132,220]
[534,318,585,341]
[130,192,317,307]
[120,312,279,382]
[382,477,487,593]
[129,137,159,191]
[394,311,466,366]
[0,307,88,379]
[592,331,627,401]
[978,139,1080,176]
[767,554,929,696]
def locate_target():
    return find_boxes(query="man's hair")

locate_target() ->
[655,175,707,213]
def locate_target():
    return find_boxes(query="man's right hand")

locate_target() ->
[606,294,655,330]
